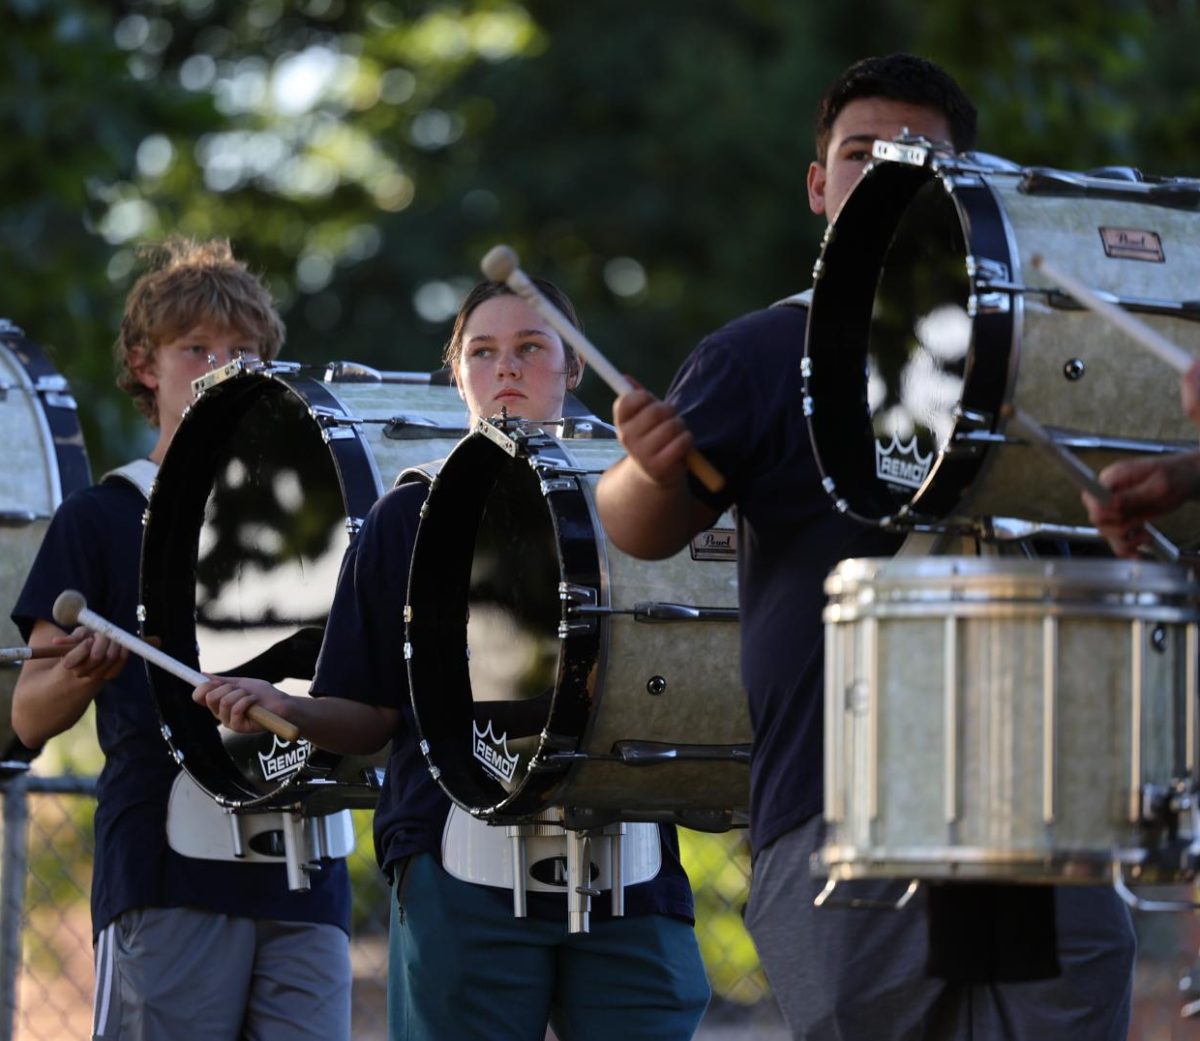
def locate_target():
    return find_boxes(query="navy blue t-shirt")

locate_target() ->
[312,480,696,923]
[12,478,350,938]
[666,304,903,855]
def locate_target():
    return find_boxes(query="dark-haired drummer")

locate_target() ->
[193,279,709,1041]
[11,238,352,1041]
[597,54,1136,1041]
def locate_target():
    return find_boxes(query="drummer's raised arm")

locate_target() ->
[596,388,721,560]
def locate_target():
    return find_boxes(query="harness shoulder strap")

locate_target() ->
[101,458,159,500]
[770,288,813,310]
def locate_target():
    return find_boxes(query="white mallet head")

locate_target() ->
[481,245,520,283]
[53,590,87,628]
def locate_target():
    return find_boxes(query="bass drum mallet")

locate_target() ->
[52,589,301,742]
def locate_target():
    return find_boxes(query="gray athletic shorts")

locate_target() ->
[744,816,1135,1041]
[92,907,351,1041]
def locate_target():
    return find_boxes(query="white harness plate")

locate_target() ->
[440,805,661,893]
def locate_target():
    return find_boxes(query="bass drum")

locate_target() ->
[406,421,751,831]
[140,360,468,813]
[0,321,91,772]
[803,146,1200,543]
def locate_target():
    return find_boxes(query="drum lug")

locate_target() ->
[541,477,578,494]
[968,291,1010,316]
[559,583,602,635]
[559,582,597,608]
[966,256,1009,283]
[310,407,360,441]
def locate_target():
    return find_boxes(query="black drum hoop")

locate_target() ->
[406,429,600,822]
[804,159,1016,527]
[140,368,385,810]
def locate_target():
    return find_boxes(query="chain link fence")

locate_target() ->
[4,755,1198,1040]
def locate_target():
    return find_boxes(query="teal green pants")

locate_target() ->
[387,853,710,1041]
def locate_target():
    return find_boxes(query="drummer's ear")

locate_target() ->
[566,354,585,390]
[128,345,158,390]
[807,160,828,217]
[451,360,466,401]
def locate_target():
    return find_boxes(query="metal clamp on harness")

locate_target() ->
[440,805,661,934]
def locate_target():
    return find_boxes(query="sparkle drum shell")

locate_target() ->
[821,556,1200,883]
[405,424,751,830]
[804,149,1200,543]
[140,362,468,812]
[0,322,90,769]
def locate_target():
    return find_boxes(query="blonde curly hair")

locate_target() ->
[114,237,285,425]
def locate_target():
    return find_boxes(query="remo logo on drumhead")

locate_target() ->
[256,735,314,783]
[874,433,933,490]
[472,719,519,784]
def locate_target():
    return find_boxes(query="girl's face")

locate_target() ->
[452,295,580,422]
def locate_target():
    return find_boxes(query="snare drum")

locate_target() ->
[140,360,469,813]
[0,321,90,769]
[405,421,751,831]
[804,146,1200,542]
[821,556,1200,883]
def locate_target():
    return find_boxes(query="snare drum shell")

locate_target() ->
[822,557,1200,882]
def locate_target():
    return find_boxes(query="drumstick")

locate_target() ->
[0,635,163,664]
[480,244,726,493]
[0,645,68,663]
[1030,254,1194,374]
[51,590,302,742]
[1001,405,1181,562]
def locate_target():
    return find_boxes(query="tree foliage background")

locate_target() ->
[3,0,1200,473]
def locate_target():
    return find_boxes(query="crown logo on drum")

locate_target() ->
[874,433,933,490]
[256,734,312,782]
[473,719,519,784]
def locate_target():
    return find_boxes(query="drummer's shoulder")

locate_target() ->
[367,479,429,527]
[55,478,141,523]
[692,299,811,371]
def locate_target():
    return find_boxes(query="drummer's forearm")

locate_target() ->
[12,622,101,747]
[288,696,398,756]
[596,457,718,560]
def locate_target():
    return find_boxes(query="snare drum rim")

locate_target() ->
[140,367,387,810]
[824,555,1200,625]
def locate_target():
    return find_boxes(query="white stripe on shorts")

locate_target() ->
[93,922,114,1038]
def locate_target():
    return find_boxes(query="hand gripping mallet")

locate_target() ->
[480,244,726,494]
[52,589,301,742]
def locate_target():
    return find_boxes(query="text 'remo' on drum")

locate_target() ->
[405,419,751,831]
[803,140,1200,544]
[140,358,468,813]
